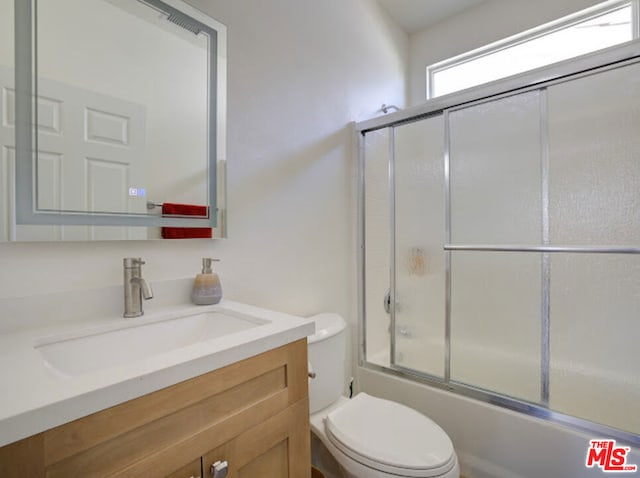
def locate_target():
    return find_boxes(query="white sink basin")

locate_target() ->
[35,310,268,376]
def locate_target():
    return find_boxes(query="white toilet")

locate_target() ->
[308,313,460,478]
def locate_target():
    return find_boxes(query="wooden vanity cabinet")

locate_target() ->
[0,339,311,478]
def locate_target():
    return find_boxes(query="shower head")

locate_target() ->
[166,12,201,35]
[379,104,401,114]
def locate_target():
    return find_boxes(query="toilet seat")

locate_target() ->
[324,393,457,478]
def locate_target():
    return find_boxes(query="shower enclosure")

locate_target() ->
[357,41,640,445]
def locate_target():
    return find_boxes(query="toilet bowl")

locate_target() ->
[308,313,459,478]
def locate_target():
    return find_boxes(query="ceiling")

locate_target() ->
[376,0,486,34]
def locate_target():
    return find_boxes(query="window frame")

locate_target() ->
[426,0,640,99]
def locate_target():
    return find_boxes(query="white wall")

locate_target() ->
[0,0,407,341]
[408,0,604,105]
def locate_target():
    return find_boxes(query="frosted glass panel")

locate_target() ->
[394,116,445,377]
[364,128,391,367]
[449,91,542,244]
[450,252,541,402]
[548,62,640,245]
[550,254,640,434]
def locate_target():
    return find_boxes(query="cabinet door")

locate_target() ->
[203,399,310,478]
[165,458,202,478]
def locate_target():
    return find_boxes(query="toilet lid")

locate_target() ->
[325,393,456,477]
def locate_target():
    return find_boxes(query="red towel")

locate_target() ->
[161,203,212,239]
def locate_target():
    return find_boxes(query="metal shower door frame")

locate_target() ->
[356,40,640,447]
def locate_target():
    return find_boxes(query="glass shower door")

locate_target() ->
[547,63,640,435]
[392,115,445,378]
[359,50,640,443]
[448,91,544,403]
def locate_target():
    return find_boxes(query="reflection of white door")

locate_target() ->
[0,66,147,241]
[0,68,13,242]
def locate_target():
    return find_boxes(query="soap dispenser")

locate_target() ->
[191,258,223,305]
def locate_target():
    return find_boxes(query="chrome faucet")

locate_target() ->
[123,258,153,318]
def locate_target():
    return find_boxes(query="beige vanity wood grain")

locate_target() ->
[235,397,311,478]
[165,458,202,478]
[202,397,311,478]
[0,433,44,478]
[0,339,310,478]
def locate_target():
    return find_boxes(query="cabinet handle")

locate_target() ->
[211,460,228,478]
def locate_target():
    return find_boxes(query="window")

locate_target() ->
[427,0,639,98]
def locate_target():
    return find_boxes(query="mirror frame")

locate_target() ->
[14,0,225,228]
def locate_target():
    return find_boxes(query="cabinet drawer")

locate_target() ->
[203,398,310,478]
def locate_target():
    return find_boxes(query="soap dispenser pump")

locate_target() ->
[191,258,222,305]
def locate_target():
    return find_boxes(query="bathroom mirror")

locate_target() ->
[1,0,226,241]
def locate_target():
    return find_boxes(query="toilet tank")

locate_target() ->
[307,313,347,414]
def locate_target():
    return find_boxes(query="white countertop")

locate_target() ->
[0,299,314,448]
